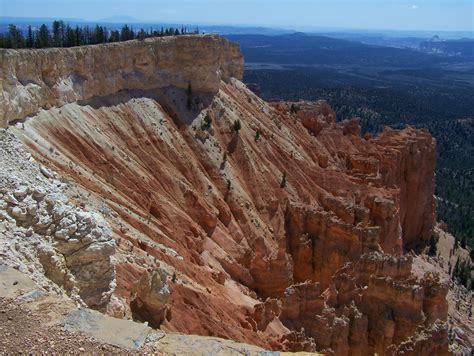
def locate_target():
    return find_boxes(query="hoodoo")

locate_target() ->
[0,35,459,354]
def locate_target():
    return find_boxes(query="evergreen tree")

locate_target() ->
[290,103,300,113]
[26,25,34,48]
[255,130,260,141]
[120,25,132,41]
[281,171,288,188]
[74,26,83,46]
[52,20,65,47]
[109,30,120,42]
[64,25,76,47]
[186,83,193,110]
[0,20,197,49]
[233,119,242,133]
[82,26,92,45]
[92,25,105,44]
[428,236,437,256]
[137,28,147,40]
[37,24,50,47]
[7,24,23,48]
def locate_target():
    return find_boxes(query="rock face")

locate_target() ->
[0,35,243,126]
[0,131,116,309]
[3,36,450,354]
[130,268,171,327]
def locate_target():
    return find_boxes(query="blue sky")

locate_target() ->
[1,0,473,31]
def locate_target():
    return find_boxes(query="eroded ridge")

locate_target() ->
[1,36,460,354]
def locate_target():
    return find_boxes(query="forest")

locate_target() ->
[0,20,198,48]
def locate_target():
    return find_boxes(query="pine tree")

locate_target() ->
[137,28,147,40]
[186,83,193,110]
[74,26,82,46]
[92,25,105,44]
[280,171,287,188]
[52,20,60,46]
[0,19,198,49]
[109,30,120,42]
[233,119,241,133]
[64,25,75,47]
[428,236,437,256]
[120,25,130,41]
[255,130,260,141]
[290,103,300,113]
[7,24,23,48]
[26,25,34,48]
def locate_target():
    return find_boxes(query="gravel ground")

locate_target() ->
[0,297,129,354]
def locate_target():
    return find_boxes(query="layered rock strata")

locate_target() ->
[2,36,449,354]
[0,35,243,126]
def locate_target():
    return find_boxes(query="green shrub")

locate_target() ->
[280,171,287,188]
[255,130,260,141]
[233,119,241,133]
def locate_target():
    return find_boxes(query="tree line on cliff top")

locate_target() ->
[0,21,200,49]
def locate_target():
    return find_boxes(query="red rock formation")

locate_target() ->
[9,37,446,354]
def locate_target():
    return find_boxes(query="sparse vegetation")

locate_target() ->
[452,258,472,290]
[290,103,300,113]
[255,130,260,141]
[186,83,193,110]
[201,112,212,129]
[233,119,241,133]
[428,236,437,256]
[280,171,287,188]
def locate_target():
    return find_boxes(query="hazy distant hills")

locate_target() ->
[227,33,474,68]
[226,33,450,67]
[420,37,474,57]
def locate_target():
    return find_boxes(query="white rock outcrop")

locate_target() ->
[0,129,115,308]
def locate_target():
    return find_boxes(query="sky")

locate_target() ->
[0,0,473,32]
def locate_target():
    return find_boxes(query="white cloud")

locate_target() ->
[410,5,419,9]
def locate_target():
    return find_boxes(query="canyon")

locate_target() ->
[0,35,471,354]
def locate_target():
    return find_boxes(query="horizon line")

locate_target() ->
[1,15,473,34]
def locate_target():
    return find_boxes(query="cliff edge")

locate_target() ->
[0,35,243,127]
